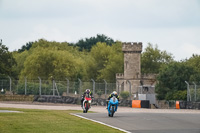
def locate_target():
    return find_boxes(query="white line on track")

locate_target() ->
[70,113,131,133]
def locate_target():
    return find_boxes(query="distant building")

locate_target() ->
[116,42,157,100]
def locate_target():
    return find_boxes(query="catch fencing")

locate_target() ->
[185,81,200,102]
[0,77,116,98]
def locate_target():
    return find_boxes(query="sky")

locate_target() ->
[0,0,200,61]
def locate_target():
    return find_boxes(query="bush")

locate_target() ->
[96,90,102,98]
[165,90,187,101]
[16,81,52,95]
[120,91,129,99]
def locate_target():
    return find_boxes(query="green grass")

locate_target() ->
[0,108,123,133]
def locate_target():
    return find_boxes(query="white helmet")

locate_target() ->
[85,89,90,94]
[112,91,117,95]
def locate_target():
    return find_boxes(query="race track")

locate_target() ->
[75,112,200,133]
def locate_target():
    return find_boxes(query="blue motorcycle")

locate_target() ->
[107,96,119,117]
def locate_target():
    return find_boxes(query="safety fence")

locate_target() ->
[185,81,200,102]
[0,78,116,98]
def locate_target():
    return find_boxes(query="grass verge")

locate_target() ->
[0,108,123,133]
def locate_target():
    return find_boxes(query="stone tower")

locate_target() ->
[116,42,142,94]
[123,42,142,80]
[116,42,157,101]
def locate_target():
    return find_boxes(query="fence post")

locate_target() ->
[66,78,69,94]
[103,79,107,99]
[78,78,82,95]
[193,82,196,102]
[185,81,191,102]
[38,77,42,96]
[116,80,120,95]
[8,76,12,92]
[53,79,55,96]
[126,80,132,100]
[91,79,95,95]
[25,77,27,95]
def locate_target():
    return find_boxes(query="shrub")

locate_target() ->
[120,91,129,99]
[96,90,102,98]
[165,90,187,101]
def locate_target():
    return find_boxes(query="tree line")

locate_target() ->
[1,34,200,100]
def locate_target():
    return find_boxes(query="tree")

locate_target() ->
[85,42,113,81]
[84,42,123,82]
[12,50,29,78]
[156,62,195,100]
[184,54,200,82]
[20,47,83,80]
[141,43,174,74]
[74,34,114,51]
[18,42,33,53]
[98,42,123,82]
[0,41,16,77]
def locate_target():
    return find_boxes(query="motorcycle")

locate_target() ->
[82,96,92,113]
[107,96,119,117]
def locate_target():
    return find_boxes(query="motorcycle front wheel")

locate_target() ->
[110,106,115,117]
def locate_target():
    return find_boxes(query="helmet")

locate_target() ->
[85,89,90,94]
[112,91,117,95]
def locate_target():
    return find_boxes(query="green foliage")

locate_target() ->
[0,41,16,77]
[85,42,111,80]
[18,42,33,53]
[156,61,195,100]
[165,90,187,101]
[11,37,123,82]
[120,91,129,99]
[74,34,114,51]
[19,40,84,80]
[96,90,103,97]
[141,43,174,74]
[98,42,123,82]
[12,50,29,78]
[16,82,40,95]
[86,42,123,82]
[184,54,200,82]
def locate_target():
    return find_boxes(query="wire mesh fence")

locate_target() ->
[188,84,200,102]
[0,78,117,98]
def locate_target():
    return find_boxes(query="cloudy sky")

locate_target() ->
[0,0,200,61]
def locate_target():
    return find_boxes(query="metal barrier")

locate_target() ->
[0,78,116,98]
[185,81,200,102]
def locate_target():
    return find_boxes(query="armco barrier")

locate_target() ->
[132,100,150,108]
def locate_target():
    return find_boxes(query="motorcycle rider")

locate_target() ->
[106,91,119,109]
[81,89,93,107]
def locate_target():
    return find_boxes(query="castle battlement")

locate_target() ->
[122,42,142,52]
[116,73,124,79]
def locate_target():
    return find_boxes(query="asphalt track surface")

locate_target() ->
[76,112,200,133]
[1,102,200,133]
